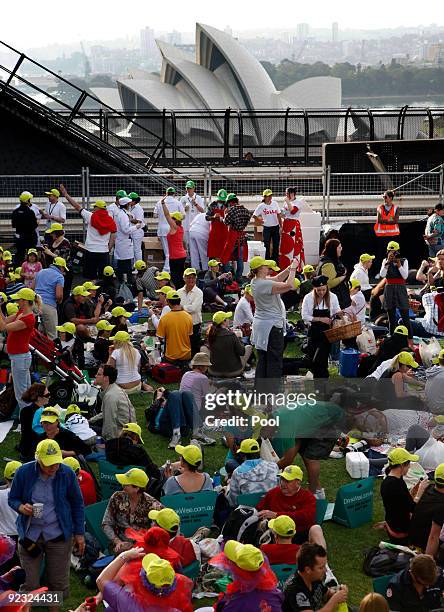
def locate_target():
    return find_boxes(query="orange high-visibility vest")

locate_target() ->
[374,204,400,237]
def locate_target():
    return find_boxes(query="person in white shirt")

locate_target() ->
[63,404,97,445]
[180,180,205,250]
[148,286,172,329]
[154,187,185,272]
[108,189,127,220]
[301,275,343,378]
[379,241,411,337]
[128,192,146,262]
[253,188,282,262]
[350,253,375,301]
[114,197,142,282]
[189,212,210,272]
[60,184,117,280]
[0,461,21,537]
[177,268,203,357]
[107,330,143,394]
[233,284,255,329]
[344,279,367,325]
[279,186,307,271]
[42,188,66,229]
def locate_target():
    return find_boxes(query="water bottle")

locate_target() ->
[213,471,221,488]
[345,440,368,453]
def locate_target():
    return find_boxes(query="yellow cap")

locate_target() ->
[244,284,252,295]
[4,460,22,480]
[35,439,63,466]
[111,306,132,318]
[155,286,173,295]
[434,463,444,485]
[92,200,107,209]
[268,515,296,537]
[109,330,131,342]
[19,191,33,203]
[171,212,184,221]
[302,264,315,274]
[175,444,202,467]
[65,404,83,417]
[236,438,260,454]
[262,189,273,197]
[279,465,304,481]
[183,267,197,276]
[53,256,68,270]
[293,278,301,289]
[394,325,408,336]
[2,251,12,262]
[388,448,419,465]
[103,266,115,276]
[148,508,180,533]
[45,223,64,234]
[360,253,375,263]
[45,188,61,198]
[72,285,90,297]
[141,553,175,587]
[155,272,171,281]
[6,303,19,316]
[122,422,144,444]
[212,311,233,325]
[27,248,38,255]
[134,260,147,271]
[387,241,400,251]
[224,541,264,572]
[10,288,35,301]
[56,322,76,335]
[116,468,149,489]
[40,406,61,424]
[208,259,220,267]
[167,291,181,300]
[63,457,80,473]
[96,320,115,331]
[83,281,100,291]
[397,351,419,369]
[249,256,280,272]
[0,292,7,303]
[349,279,361,291]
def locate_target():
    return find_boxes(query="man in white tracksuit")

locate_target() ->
[114,197,142,281]
[153,187,185,272]
[128,192,146,262]
[180,180,205,251]
[189,212,210,272]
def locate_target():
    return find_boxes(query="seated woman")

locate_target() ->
[97,265,119,302]
[107,330,151,394]
[377,351,425,410]
[102,468,163,553]
[359,324,409,377]
[90,319,115,366]
[63,404,97,446]
[233,283,254,339]
[179,352,215,445]
[105,422,161,482]
[203,260,232,309]
[18,383,50,462]
[55,321,85,369]
[204,311,252,378]
[380,448,430,544]
[33,406,91,458]
[134,265,161,311]
[163,444,213,495]
[147,285,172,330]
[109,306,131,333]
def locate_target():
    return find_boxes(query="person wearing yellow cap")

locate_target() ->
[409,463,444,555]
[11,191,39,265]
[63,403,97,448]
[106,423,161,482]
[62,456,97,506]
[253,189,282,263]
[154,188,184,274]
[159,196,188,290]
[37,405,91,458]
[233,282,255,337]
[425,348,444,414]
[92,319,115,363]
[177,267,203,357]
[343,278,366,325]
[163,445,213,495]
[102,467,163,554]
[107,329,152,395]
[350,253,375,301]
[219,193,252,282]
[376,351,424,411]
[374,190,400,266]
[8,438,85,595]
[21,248,42,289]
[360,323,410,378]
[206,310,252,378]
[62,284,103,328]
[0,460,22,537]
[202,259,232,310]
[33,255,68,339]
[380,238,411,337]
[156,290,193,364]
[42,188,66,228]
[96,549,194,611]
[147,285,173,330]
[59,184,117,280]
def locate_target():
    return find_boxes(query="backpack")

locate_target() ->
[150,363,183,384]
[221,506,261,545]
[363,546,411,577]
[145,399,172,437]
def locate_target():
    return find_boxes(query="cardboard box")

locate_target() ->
[142,237,163,250]
[143,237,164,266]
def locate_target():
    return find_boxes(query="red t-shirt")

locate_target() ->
[169,534,196,567]
[6,311,36,355]
[261,543,300,565]
[78,469,97,506]
[256,486,316,533]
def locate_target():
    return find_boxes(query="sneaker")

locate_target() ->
[194,430,216,446]
[315,488,326,500]
[324,563,338,588]
[329,451,344,459]
[168,433,181,449]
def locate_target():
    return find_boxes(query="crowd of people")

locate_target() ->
[1,185,444,611]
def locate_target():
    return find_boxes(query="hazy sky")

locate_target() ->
[1,0,441,48]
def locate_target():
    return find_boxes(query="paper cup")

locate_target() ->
[32,503,44,519]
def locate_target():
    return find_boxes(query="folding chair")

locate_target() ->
[85,500,109,552]
[315,499,329,525]
[372,574,393,597]
[271,563,296,588]
[160,491,218,537]
[98,460,144,499]
[236,491,267,507]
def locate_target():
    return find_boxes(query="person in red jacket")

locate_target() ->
[256,465,316,543]
[148,507,197,568]
[62,457,97,506]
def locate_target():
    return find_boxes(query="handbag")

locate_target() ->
[19,538,42,559]
[116,281,134,302]
[260,437,280,464]
[419,337,441,368]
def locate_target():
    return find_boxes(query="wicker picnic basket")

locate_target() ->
[324,320,362,343]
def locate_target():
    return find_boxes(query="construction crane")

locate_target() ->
[80,41,91,79]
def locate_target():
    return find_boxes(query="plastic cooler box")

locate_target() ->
[346,452,370,479]
[243,242,266,276]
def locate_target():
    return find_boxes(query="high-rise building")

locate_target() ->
[332,22,339,42]
[297,23,309,40]
[167,30,182,46]
[140,27,156,57]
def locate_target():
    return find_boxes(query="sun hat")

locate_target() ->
[35,439,63,466]
[27,248,38,255]
[268,515,296,537]
[56,322,76,335]
[212,311,232,325]
[360,253,375,263]
[311,275,329,288]
[226,193,238,203]
[175,444,202,467]
[166,187,176,194]
[434,463,444,485]
[119,197,132,207]
[149,508,180,533]
[10,287,35,301]
[116,468,149,489]
[72,285,90,297]
[294,278,301,289]
[349,279,361,291]
[111,306,132,318]
[19,191,33,203]
[128,192,139,200]
[83,281,100,291]
[190,352,212,367]
[122,422,144,444]
[167,291,181,301]
[91,200,107,209]
[109,330,131,342]
[2,251,12,261]
[279,465,304,481]
[244,284,252,295]
[63,457,80,473]
[96,320,115,331]
[45,222,64,234]
[6,303,19,316]
[224,541,264,572]
[134,260,147,271]
[387,448,419,465]
[65,404,84,417]
[236,438,260,454]
[155,271,171,281]
[249,256,280,272]
[4,460,22,481]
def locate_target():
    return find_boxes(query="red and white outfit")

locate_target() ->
[279,198,305,271]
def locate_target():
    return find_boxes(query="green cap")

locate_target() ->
[116,190,128,198]
[166,187,176,194]
[128,192,139,200]
[226,193,238,203]
[217,189,228,202]
[186,180,195,189]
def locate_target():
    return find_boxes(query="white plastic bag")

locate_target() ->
[419,338,441,368]
[403,461,428,490]
[356,326,377,355]
[417,437,444,471]
[260,438,280,463]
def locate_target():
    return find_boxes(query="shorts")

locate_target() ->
[298,437,335,460]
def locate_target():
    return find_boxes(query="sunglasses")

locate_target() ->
[42,393,51,398]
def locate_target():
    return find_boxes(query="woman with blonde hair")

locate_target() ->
[107,330,152,394]
[359,593,389,612]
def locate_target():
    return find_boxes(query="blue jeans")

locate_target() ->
[166,390,197,432]
[10,352,32,411]
[224,255,244,282]
[410,318,436,338]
